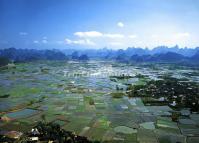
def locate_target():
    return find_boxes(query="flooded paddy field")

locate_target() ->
[0,61,199,143]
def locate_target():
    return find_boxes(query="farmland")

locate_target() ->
[0,61,199,143]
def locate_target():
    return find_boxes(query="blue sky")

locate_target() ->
[0,0,199,49]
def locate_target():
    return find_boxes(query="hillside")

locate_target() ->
[0,48,67,62]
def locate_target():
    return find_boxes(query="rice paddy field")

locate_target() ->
[0,60,199,143]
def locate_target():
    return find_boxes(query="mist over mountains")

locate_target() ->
[0,46,199,65]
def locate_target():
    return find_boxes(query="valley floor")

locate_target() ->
[0,61,199,143]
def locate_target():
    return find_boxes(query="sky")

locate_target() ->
[0,0,199,49]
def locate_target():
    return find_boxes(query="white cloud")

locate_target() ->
[117,22,124,28]
[74,31,124,39]
[33,40,39,44]
[65,38,95,46]
[109,42,123,46]
[84,39,96,46]
[65,39,73,44]
[128,34,137,39]
[173,32,190,39]
[74,31,103,37]
[104,34,124,38]
[19,32,28,36]
[42,39,48,44]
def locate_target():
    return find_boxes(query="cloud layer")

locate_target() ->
[65,38,95,46]
[117,22,124,28]
[74,31,125,39]
[27,21,195,49]
[74,31,103,37]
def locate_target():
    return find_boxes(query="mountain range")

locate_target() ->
[63,45,199,64]
[63,45,199,58]
[0,46,199,66]
[0,48,67,62]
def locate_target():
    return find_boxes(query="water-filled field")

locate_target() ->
[0,61,199,143]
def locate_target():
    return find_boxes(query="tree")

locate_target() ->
[0,57,10,67]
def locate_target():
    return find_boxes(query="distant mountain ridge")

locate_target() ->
[0,48,89,63]
[0,46,198,64]
[0,48,67,62]
[131,52,187,63]
[63,46,199,64]
[190,50,199,61]
[130,51,199,65]
[62,45,199,58]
